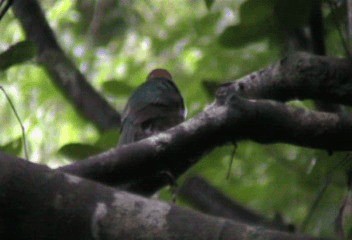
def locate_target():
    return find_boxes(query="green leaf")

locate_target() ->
[274,0,312,29]
[0,137,22,156]
[194,12,221,36]
[0,41,37,71]
[204,0,215,10]
[240,0,274,26]
[95,18,127,46]
[58,143,103,160]
[102,80,135,97]
[95,130,120,150]
[219,23,272,48]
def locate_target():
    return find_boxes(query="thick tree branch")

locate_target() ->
[0,152,325,240]
[179,176,292,232]
[59,90,352,195]
[12,0,121,130]
[220,52,352,105]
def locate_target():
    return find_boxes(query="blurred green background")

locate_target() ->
[0,0,349,237]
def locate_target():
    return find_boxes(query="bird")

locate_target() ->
[118,69,186,146]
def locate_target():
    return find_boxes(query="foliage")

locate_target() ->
[0,0,348,237]
[0,41,36,71]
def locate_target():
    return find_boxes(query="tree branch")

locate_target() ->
[0,152,325,240]
[308,0,343,112]
[11,0,121,130]
[219,52,352,105]
[59,86,352,195]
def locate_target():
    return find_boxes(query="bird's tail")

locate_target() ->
[118,119,136,146]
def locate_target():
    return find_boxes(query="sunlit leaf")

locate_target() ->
[48,0,73,21]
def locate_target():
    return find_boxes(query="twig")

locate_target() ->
[226,143,237,180]
[0,86,29,160]
[300,153,352,231]
[0,0,12,21]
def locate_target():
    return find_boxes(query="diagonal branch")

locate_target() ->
[0,152,328,240]
[12,0,120,130]
[59,90,352,195]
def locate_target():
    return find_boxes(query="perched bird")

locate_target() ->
[118,69,186,146]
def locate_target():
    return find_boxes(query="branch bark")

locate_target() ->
[59,55,352,194]
[219,52,352,105]
[308,0,342,112]
[12,0,121,131]
[0,152,326,240]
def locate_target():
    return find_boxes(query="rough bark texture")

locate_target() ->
[219,52,352,105]
[0,152,326,240]
[12,0,121,131]
[59,88,352,195]
[308,0,342,112]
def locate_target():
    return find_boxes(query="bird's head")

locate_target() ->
[147,69,172,81]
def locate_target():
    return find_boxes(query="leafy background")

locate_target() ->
[0,0,348,237]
